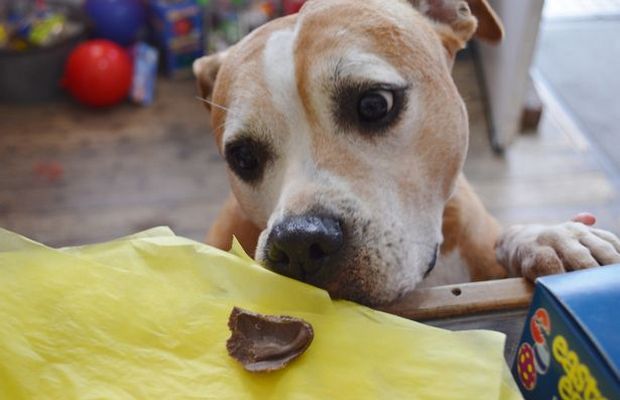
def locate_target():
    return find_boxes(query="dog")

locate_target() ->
[193,0,620,307]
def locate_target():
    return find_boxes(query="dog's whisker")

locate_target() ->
[215,118,234,132]
[195,96,233,113]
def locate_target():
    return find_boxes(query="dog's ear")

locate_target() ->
[193,51,228,112]
[465,0,503,43]
[410,0,503,57]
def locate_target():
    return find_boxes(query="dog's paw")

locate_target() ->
[496,220,620,281]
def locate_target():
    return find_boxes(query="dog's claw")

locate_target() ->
[571,212,596,226]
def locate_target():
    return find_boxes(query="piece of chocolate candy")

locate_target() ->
[226,307,314,372]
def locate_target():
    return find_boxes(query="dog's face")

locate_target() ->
[195,0,502,305]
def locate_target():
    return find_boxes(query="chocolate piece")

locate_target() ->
[226,307,314,372]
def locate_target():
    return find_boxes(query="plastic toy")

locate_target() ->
[282,0,306,15]
[63,40,133,107]
[130,42,159,106]
[28,12,67,46]
[0,24,8,49]
[84,0,146,46]
[1,3,83,50]
[149,0,204,78]
[205,0,279,52]
[512,267,620,399]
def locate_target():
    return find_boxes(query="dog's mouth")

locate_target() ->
[258,212,441,306]
[425,244,440,277]
[315,241,440,306]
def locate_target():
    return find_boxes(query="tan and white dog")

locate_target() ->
[193,0,620,306]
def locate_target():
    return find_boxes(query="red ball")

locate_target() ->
[63,40,133,107]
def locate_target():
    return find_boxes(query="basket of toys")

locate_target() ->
[0,2,86,103]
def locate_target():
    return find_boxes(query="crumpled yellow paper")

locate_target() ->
[0,227,521,400]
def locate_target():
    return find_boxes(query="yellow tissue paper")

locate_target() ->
[0,227,521,399]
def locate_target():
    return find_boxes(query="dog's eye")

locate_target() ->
[225,138,271,183]
[358,90,394,122]
[332,82,407,135]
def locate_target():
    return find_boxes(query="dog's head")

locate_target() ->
[194,0,502,306]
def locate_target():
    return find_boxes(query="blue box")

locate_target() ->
[148,0,204,78]
[513,265,620,399]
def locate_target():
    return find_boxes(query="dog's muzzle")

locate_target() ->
[263,214,344,282]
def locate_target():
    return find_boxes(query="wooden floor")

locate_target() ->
[1,54,619,247]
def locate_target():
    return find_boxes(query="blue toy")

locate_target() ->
[149,0,203,78]
[84,0,145,46]
[513,265,620,399]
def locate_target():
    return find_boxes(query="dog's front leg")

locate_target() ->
[496,215,620,280]
[206,194,262,257]
[443,175,509,281]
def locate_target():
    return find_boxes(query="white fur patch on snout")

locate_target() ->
[255,176,444,305]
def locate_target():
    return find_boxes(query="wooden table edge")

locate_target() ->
[379,278,534,321]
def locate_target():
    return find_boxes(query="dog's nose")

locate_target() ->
[264,214,344,280]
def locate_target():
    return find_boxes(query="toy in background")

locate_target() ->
[0,1,82,51]
[0,0,307,105]
[282,0,305,15]
[130,42,159,106]
[237,1,277,40]
[0,0,86,103]
[204,0,289,52]
[82,0,159,106]
[81,0,160,107]
[63,39,133,107]
[149,0,204,78]
[84,0,146,46]
[203,0,244,52]
[0,24,7,48]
